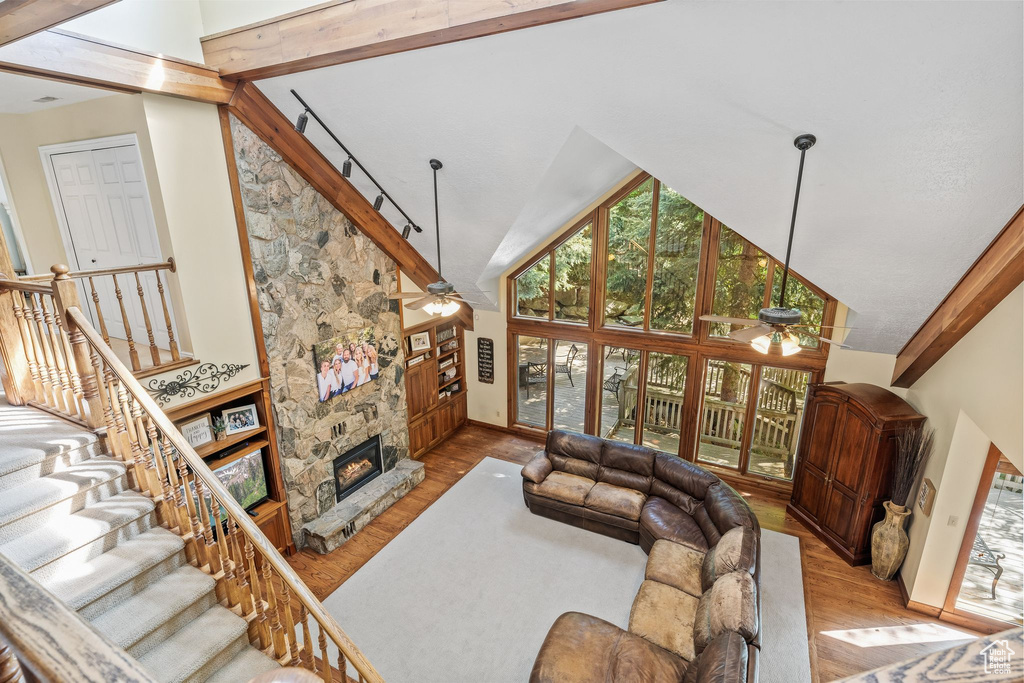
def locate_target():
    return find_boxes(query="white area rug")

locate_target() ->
[322,457,810,683]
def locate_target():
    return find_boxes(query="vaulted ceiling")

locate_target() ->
[256,0,1023,352]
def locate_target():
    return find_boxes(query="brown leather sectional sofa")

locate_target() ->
[522,430,762,683]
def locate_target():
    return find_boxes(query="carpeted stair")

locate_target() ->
[0,393,280,682]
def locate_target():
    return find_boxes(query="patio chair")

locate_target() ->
[526,343,579,397]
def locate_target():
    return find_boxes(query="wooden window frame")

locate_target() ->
[939,443,1022,633]
[506,171,837,489]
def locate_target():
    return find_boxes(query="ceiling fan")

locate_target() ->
[699,134,850,356]
[389,159,486,317]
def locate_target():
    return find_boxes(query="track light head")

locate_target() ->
[402,223,412,239]
[412,224,423,233]
[342,158,352,178]
[294,111,308,134]
[373,194,384,211]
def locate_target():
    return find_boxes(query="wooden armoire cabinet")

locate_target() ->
[788,382,925,566]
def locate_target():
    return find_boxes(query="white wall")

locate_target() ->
[198,0,325,36]
[63,0,206,63]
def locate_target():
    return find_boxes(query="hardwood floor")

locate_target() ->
[287,424,980,682]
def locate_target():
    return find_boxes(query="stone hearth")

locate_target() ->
[301,459,425,554]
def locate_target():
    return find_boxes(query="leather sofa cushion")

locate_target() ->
[693,571,759,653]
[598,441,656,493]
[704,484,759,539]
[646,539,705,597]
[650,479,701,516]
[701,526,758,592]
[681,631,749,683]
[654,453,720,500]
[524,471,596,506]
[530,611,687,683]
[522,452,553,484]
[585,482,647,521]
[640,497,709,552]
[628,580,699,662]
[547,430,603,480]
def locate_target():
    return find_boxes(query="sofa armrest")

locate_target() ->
[522,452,554,484]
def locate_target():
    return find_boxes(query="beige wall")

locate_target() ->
[0,92,259,409]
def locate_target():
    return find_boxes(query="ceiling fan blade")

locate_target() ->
[699,315,761,326]
[404,295,435,310]
[449,296,488,305]
[800,331,851,349]
[792,323,855,330]
[389,292,430,299]
[729,324,772,342]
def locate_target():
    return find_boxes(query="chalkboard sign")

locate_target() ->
[477,337,494,384]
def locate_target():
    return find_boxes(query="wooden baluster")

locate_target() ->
[87,276,111,346]
[146,418,175,525]
[317,626,329,682]
[176,459,200,564]
[110,379,137,479]
[188,476,211,570]
[0,641,26,683]
[210,497,232,604]
[133,272,161,366]
[28,294,61,410]
[111,274,140,371]
[91,351,118,459]
[230,523,254,618]
[165,447,193,538]
[262,562,288,659]
[245,539,270,650]
[154,269,179,361]
[39,295,75,416]
[299,606,314,671]
[52,303,85,418]
[131,400,162,499]
[196,481,222,574]
[23,295,53,406]
[120,390,148,492]
[11,294,40,402]
[336,651,349,683]
[51,267,103,428]
[280,584,301,667]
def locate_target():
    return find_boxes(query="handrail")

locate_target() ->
[66,305,383,683]
[0,551,156,682]
[0,277,52,294]
[18,257,176,281]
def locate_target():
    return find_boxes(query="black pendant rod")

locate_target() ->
[290,89,421,233]
[430,159,443,280]
[778,134,816,309]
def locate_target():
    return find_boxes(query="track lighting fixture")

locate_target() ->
[291,89,425,243]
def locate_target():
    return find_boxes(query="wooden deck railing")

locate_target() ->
[0,269,383,683]
[19,260,188,377]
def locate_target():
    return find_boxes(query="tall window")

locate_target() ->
[515,221,591,323]
[508,171,837,488]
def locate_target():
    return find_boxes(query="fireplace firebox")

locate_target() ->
[333,435,383,502]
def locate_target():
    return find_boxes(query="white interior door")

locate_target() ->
[46,141,173,350]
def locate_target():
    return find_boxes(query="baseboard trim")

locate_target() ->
[466,419,546,442]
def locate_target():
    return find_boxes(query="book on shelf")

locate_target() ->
[439,358,454,370]
[407,354,427,367]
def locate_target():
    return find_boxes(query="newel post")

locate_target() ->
[50,265,103,430]
[0,229,30,405]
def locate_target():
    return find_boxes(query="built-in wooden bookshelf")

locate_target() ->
[404,318,467,458]
[165,377,294,555]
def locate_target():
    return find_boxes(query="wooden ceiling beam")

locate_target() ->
[226,82,474,330]
[0,0,118,47]
[0,29,236,103]
[201,0,663,81]
[892,205,1023,388]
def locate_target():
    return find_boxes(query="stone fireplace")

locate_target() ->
[333,435,383,502]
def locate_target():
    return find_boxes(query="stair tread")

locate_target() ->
[0,490,155,572]
[0,397,99,476]
[139,605,249,683]
[205,648,281,683]
[47,526,185,611]
[0,455,126,527]
[91,565,216,650]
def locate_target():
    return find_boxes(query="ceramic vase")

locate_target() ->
[871,500,911,581]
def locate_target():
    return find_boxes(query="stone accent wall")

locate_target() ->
[229,115,409,547]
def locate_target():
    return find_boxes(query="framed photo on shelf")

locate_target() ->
[177,413,213,449]
[409,332,431,353]
[222,403,259,436]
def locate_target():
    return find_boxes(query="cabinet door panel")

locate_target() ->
[832,409,873,491]
[803,398,841,475]
[405,363,438,420]
[821,486,857,547]
[794,467,827,520]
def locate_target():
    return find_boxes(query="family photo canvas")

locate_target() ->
[314,329,381,402]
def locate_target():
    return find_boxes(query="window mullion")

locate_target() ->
[642,181,659,332]
[737,363,761,475]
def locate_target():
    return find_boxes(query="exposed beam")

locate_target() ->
[201,0,663,81]
[892,205,1024,388]
[0,29,236,103]
[225,82,474,330]
[0,0,118,46]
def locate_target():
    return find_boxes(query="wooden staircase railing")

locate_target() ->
[0,268,384,683]
[19,260,191,378]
